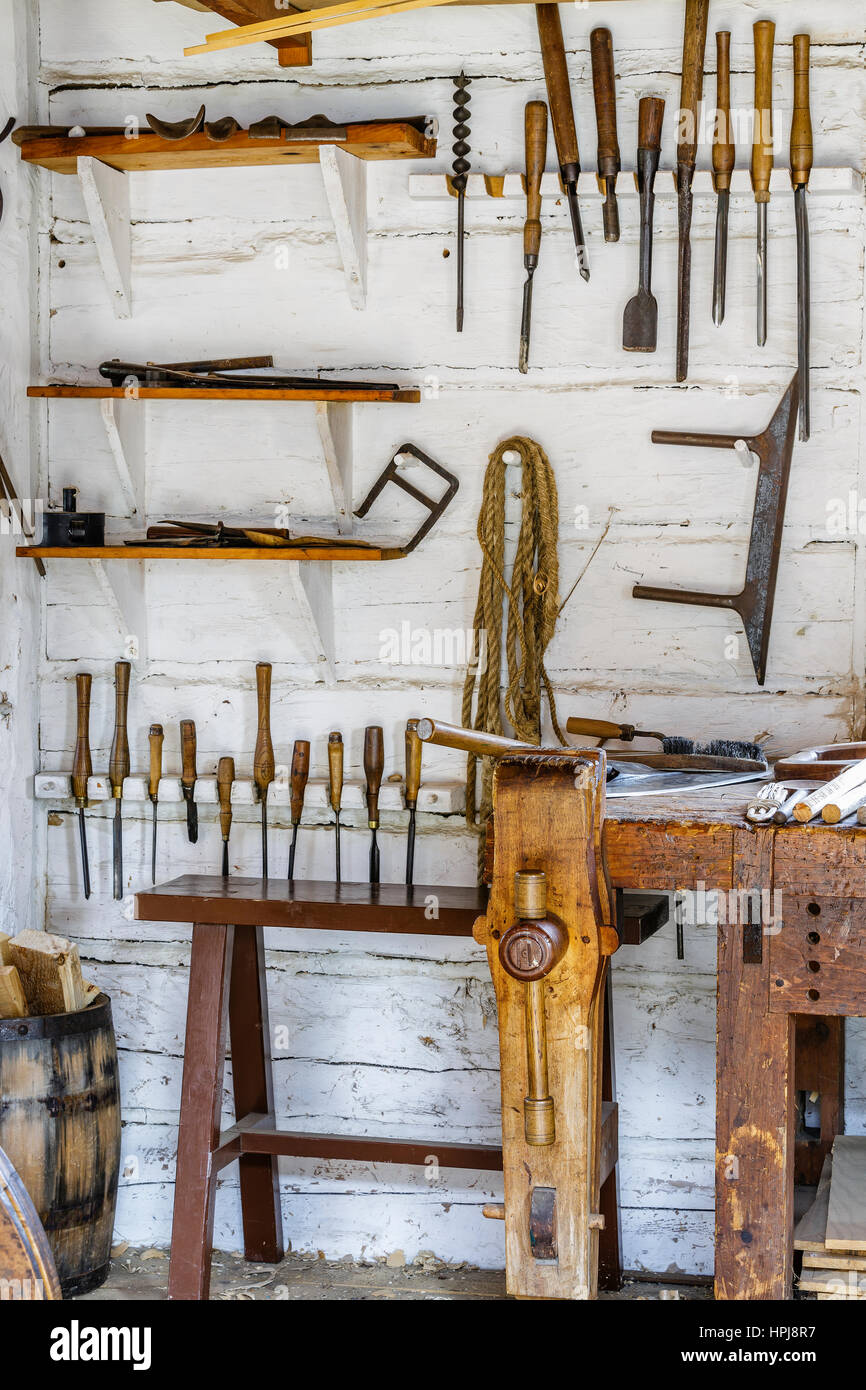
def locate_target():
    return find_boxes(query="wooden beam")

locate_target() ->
[155,0,312,65]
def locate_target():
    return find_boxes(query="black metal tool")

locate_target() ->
[590,27,621,243]
[287,740,310,881]
[180,719,198,844]
[711,32,735,326]
[633,375,799,686]
[404,719,422,887]
[98,359,399,393]
[71,673,93,901]
[148,724,163,884]
[254,663,275,878]
[364,726,384,886]
[42,487,105,548]
[622,96,664,353]
[675,0,710,382]
[536,5,588,279]
[791,34,813,442]
[109,661,131,901]
[452,73,471,333]
[354,445,459,554]
[519,100,548,374]
[218,757,234,876]
[328,732,344,885]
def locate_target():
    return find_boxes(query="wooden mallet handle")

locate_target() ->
[328,731,344,813]
[363,726,384,828]
[790,33,812,188]
[290,739,310,825]
[72,672,93,805]
[148,724,164,800]
[254,661,274,797]
[405,718,422,809]
[678,0,710,170]
[524,100,548,260]
[108,660,131,798]
[712,31,735,191]
[180,720,197,791]
[638,94,665,152]
[218,756,234,840]
[590,27,620,179]
[417,717,538,759]
[751,19,775,201]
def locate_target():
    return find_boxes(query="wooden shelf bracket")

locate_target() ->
[319,145,368,311]
[291,560,336,686]
[314,400,353,535]
[77,156,132,318]
[88,557,149,664]
[99,396,146,518]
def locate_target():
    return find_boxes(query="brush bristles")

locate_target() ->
[661,735,764,762]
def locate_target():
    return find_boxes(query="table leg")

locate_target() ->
[169,922,234,1301]
[598,970,623,1290]
[715,831,795,1300]
[229,922,284,1263]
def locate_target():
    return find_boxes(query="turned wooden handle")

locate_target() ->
[590,27,620,175]
[72,672,92,803]
[328,731,343,812]
[790,33,812,187]
[535,5,578,174]
[567,716,632,741]
[678,0,710,169]
[180,719,197,789]
[290,739,310,824]
[751,19,775,201]
[363,725,384,828]
[712,31,735,190]
[254,661,274,794]
[148,724,164,799]
[108,660,131,795]
[217,756,234,839]
[638,94,665,152]
[417,717,539,759]
[524,100,548,260]
[405,719,422,807]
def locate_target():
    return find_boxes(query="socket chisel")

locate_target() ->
[180,719,198,844]
[364,726,384,886]
[590,26,621,243]
[519,100,548,374]
[148,723,164,884]
[404,719,422,886]
[328,731,344,884]
[108,661,131,901]
[752,19,775,348]
[536,5,589,278]
[287,739,310,880]
[791,33,813,441]
[71,672,93,901]
[218,756,234,876]
[622,95,664,353]
[675,0,710,381]
[254,662,275,879]
[711,31,735,326]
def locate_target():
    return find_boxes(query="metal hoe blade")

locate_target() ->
[795,186,810,441]
[712,188,729,326]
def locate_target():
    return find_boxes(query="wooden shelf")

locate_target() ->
[28,384,420,404]
[17,545,391,561]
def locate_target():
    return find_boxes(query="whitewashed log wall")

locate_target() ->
[18,0,866,1273]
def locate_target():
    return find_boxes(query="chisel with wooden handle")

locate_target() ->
[712,31,735,326]
[72,673,93,900]
[591,26,620,243]
[364,726,384,885]
[148,723,163,884]
[287,739,310,880]
[218,756,234,875]
[519,100,548,374]
[109,661,131,901]
[254,662,275,878]
[404,719,422,886]
[180,719,198,844]
[791,33,813,440]
[566,715,668,744]
[536,5,589,278]
[675,0,710,381]
[752,19,775,348]
[622,95,664,353]
[328,731,344,884]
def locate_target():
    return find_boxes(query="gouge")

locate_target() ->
[254,662,275,879]
[791,33,813,441]
[71,673,93,901]
[218,756,234,876]
[712,31,735,326]
[404,719,422,886]
[590,26,620,243]
[519,100,548,374]
[109,661,131,901]
[180,719,198,844]
[536,5,589,278]
[622,95,664,353]
[752,19,775,348]
[675,0,710,382]
[328,732,344,884]
[364,726,384,885]
[148,723,164,884]
[287,739,310,880]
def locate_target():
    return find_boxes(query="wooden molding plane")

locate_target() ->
[472,749,618,1299]
[156,0,313,66]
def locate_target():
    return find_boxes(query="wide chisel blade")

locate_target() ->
[185,793,198,845]
[79,808,91,900]
[712,188,729,326]
[795,186,810,441]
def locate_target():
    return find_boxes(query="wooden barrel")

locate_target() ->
[0,994,121,1296]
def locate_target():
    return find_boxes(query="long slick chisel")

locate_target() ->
[72,673,93,901]
[712,31,735,326]
[591,26,620,243]
[519,100,548,374]
[180,719,198,844]
[404,719,422,886]
[148,723,163,884]
[364,726,384,886]
[536,5,588,278]
[218,756,234,876]
[109,660,131,901]
[791,33,813,442]
[622,96,664,353]
[675,0,710,382]
[287,739,310,880]
[254,662,275,879]
[752,19,775,348]
[328,731,344,884]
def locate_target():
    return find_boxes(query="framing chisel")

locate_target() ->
[109,660,131,901]
[364,726,384,886]
[536,5,589,278]
[791,33,813,441]
[148,723,164,884]
[675,0,710,382]
[404,719,422,887]
[711,31,735,326]
[328,732,343,884]
[752,19,775,348]
[71,673,93,901]
[590,27,620,243]
[287,739,310,880]
[622,95,664,353]
[519,100,548,374]
[218,756,234,876]
[180,719,198,844]
[254,662,275,879]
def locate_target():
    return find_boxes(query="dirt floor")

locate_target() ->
[76,1246,712,1301]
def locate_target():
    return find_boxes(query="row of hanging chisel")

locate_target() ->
[70,662,425,896]
[453,8,813,440]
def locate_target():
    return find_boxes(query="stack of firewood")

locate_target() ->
[0,931,98,1018]
[796,1138,866,1299]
